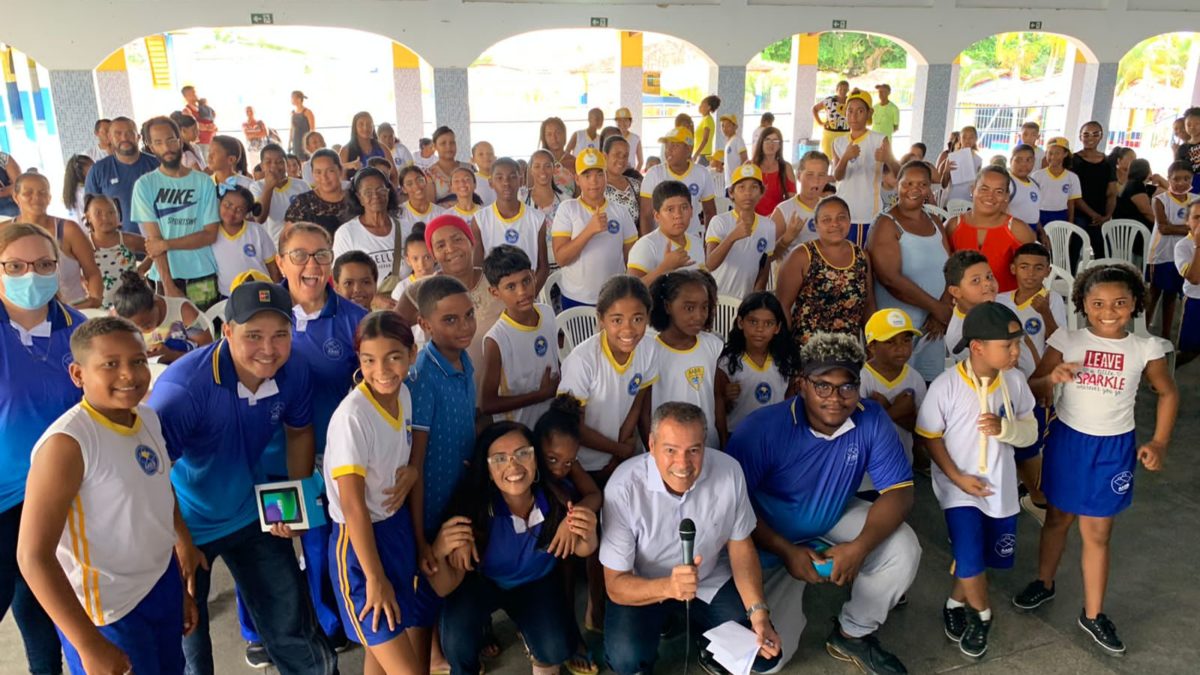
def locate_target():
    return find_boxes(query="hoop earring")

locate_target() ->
[352,368,364,384]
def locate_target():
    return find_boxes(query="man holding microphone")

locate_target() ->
[600,402,781,675]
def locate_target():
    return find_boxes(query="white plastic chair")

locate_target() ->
[710,295,741,342]
[204,300,228,338]
[1045,264,1073,298]
[946,199,972,217]
[147,362,168,390]
[79,307,108,320]
[556,306,596,361]
[539,269,563,314]
[922,204,949,221]
[1101,219,1151,274]
[1083,257,1127,270]
[1044,221,1094,274]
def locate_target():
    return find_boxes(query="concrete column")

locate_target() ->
[1061,46,1094,141]
[1186,38,1200,108]
[910,63,954,147]
[788,33,819,148]
[619,31,643,138]
[1090,62,1119,151]
[392,43,424,147]
[433,66,470,161]
[94,48,134,119]
[48,70,98,160]
[715,65,745,150]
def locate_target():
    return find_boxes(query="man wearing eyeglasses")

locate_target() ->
[725,332,919,675]
[131,115,222,310]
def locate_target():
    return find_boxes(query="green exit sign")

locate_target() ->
[250,13,274,25]
[590,17,608,28]
[832,19,847,29]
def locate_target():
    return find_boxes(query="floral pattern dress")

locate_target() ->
[91,232,138,308]
[790,240,869,347]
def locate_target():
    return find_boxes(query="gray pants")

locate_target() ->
[761,498,921,672]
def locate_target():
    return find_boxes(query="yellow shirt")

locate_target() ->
[696,115,716,157]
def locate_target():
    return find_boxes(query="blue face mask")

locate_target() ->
[4,272,60,310]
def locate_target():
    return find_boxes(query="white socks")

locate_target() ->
[946,597,991,620]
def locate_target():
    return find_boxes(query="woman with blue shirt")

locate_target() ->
[429,421,599,675]
[0,223,85,675]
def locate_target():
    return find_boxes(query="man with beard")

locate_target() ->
[84,116,160,233]
[131,116,222,309]
[725,332,920,675]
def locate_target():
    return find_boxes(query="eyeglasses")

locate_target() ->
[283,248,335,266]
[763,139,783,146]
[357,187,391,198]
[806,377,861,400]
[486,446,536,467]
[150,137,182,148]
[1,258,58,276]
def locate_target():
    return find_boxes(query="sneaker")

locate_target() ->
[698,648,732,675]
[328,632,352,653]
[1020,495,1047,525]
[959,609,990,658]
[943,605,967,642]
[1013,580,1055,610]
[826,620,908,674]
[1078,611,1126,654]
[244,642,272,669]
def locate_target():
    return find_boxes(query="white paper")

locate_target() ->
[948,148,977,185]
[703,621,760,675]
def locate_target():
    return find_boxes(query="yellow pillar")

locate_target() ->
[620,31,644,141]
[392,43,424,146]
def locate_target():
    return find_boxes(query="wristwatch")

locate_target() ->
[745,602,770,619]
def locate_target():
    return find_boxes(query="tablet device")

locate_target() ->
[255,475,326,532]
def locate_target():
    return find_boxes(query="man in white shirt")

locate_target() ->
[602,402,782,675]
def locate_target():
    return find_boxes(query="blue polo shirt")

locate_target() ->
[480,488,557,590]
[148,341,313,545]
[259,286,366,478]
[130,168,220,281]
[408,342,475,535]
[84,153,160,233]
[0,301,84,512]
[725,398,913,561]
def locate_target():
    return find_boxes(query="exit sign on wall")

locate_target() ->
[250,13,274,25]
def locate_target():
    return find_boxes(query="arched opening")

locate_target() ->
[467,28,716,160]
[951,32,1094,153]
[0,42,63,178]
[746,31,922,160]
[1110,32,1200,170]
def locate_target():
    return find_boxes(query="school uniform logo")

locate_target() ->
[807,219,816,233]
[756,238,768,253]
[627,373,643,396]
[1061,184,1070,194]
[1111,470,1133,495]
[1030,192,1039,203]
[62,353,74,370]
[505,228,519,244]
[135,444,162,475]
[1025,317,1042,335]
[405,422,413,446]
[607,219,621,234]
[844,443,859,466]
[755,382,772,404]
[323,338,345,360]
[534,335,548,357]
[995,533,1016,558]
[243,243,257,258]
[269,401,286,425]
[688,183,700,196]
[685,366,705,391]
[1179,208,1187,220]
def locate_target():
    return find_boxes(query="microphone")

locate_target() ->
[680,518,696,566]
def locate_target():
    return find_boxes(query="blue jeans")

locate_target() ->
[604,578,781,675]
[185,521,336,675]
[237,520,342,642]
[0,503,63,674]
[441,570,577,675]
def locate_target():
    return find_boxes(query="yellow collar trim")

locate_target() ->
[600,331,633,375]
[81,399,142,436]
[865,362,909,390]
[357,382,403,430]
[955,361,1001,394]
[499,307,542,332]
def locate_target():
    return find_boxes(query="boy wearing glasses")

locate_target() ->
[725,332,918,675]
[131,116,222,311]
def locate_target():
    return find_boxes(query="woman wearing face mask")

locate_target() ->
[14,172,103,308]
[0,223,85,675]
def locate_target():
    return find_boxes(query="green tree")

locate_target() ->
[817,33,906,76]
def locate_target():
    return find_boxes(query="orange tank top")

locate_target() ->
[950,216,1021,292]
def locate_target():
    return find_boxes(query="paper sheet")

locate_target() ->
[703,621,760,675]
[948,148,977,185]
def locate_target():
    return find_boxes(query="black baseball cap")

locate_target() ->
[953,302,1024,354]
[225,281,292,325]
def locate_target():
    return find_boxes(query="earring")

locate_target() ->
[352,368,364,384]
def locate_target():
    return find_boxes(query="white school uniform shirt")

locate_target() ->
[212,221,277,297]
[723,136,748,187]
[997,288,1067,377]
[627,229,705,276]
[860,363,927,462]
[474,177,497,207]
[916,363,1035,518]
[772,197,820,257]
[600,451,757,603]
[1029,169,1081,212]
[392,144,415,170]
[640,162,716,239]
[252,178,311,244]
[332,217,400,280]
[558,332,659,471]
[32,403,175,625]
[484,304,560,429]
[1150,192,1196,264]
[1032,146,1045,170]
[832,130,887,224]
[389,274,432,349]
[475,203,545,266]
[651,333,723,449]
[398,201,446,235]
[945,306,967,363]
[1046,328,1169,436]
[551,198,639,304]
[1175,235,1200,299]
[1009,176,1042,226]
[324,383,414,523]
[572,130,600,153]
[705,211,776,298]
[720,354,789,432]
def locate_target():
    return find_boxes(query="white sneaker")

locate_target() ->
[1021,494,1047,525]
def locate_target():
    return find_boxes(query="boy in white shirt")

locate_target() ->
[1148,161,1196,343]
[1174,200,1200,368]
[860,309,927,479]
[1008,145,1045,244]
[628,181,705,286]
[638,127,717,238]
[252,143,311,243]
[471,142,497,206]
[705,163,776,298]
[832,90,898,247]
[471,158,548,288]
[917,303,1037,659]
[720,114,749,189]
[944,250,999,364]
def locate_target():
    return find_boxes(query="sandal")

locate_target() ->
[564,648,599,675]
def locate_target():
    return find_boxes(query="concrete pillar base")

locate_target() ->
[433,67,470,161]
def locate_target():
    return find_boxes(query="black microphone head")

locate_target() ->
[679,518,696,541]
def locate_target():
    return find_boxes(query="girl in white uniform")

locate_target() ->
[212,186,279,297]
[714,292,796,447]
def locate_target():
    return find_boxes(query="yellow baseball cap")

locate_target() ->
[575,147,607,174]
[1047,137,1072,155]
[730,162,763,188]
[659,127,694,146]
[846,89,873,110]
[230,268,273,293]
[711,150,726,162]
[864,308,922,345]
[719,114,738,126]
[615,107,633,120]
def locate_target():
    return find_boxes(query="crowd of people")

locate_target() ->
[0,84,1195,675]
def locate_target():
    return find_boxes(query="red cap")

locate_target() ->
[424,214,474,251]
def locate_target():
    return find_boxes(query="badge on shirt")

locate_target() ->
[685,366,705,391]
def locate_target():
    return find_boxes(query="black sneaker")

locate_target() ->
[1013,580,1055,610]
[1078,611,1126,655]
[698,648,732,675]
[826,620,908,674]
[328,631,352,653]
[943,605,967,642]
[244,642,272,669]
[959,609,990,658]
